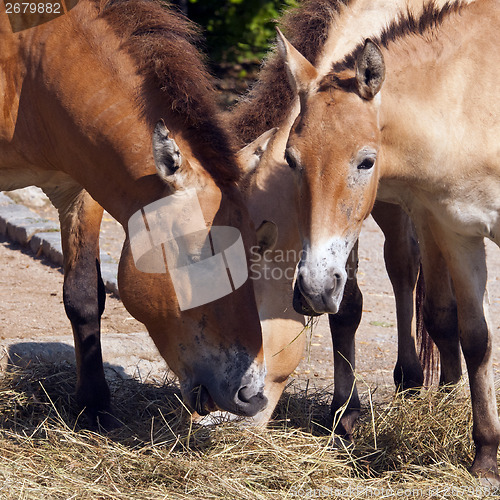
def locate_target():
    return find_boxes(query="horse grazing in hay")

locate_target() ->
[231,0,455,433]
[0,0,269,425]
[277,0,500,481]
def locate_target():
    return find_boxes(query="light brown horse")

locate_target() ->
[278,0,500,481]
[0,0,269,425]
[230,0,454,432]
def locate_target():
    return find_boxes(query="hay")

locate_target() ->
[0,362,497,499]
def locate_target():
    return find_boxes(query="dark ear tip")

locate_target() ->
[154,119,169,136]
[363,38,382,53]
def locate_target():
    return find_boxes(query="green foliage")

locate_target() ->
[187,0,298,63]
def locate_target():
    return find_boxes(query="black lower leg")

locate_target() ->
[328,268,363,439]
[64,256,110,421]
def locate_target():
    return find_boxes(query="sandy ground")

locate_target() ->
[1,204,500,408]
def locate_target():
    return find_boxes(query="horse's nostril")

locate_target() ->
[237,386,267,414]
[326,274,343,295]
[332,271,347,292]
[297,271,308,294]
[237,385,254,403]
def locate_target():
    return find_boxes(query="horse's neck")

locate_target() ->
[315,0,476,79]
[16,11,167,225]
[378,0,498,186]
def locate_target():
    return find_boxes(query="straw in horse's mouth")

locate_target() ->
[192,385,217,416]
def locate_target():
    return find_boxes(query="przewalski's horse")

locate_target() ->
[0,0,268,425]
[277,0,500,481]
[231,0,454,433]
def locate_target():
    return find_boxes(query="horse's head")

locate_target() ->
[277,31,385,314]
[118,121,271,418]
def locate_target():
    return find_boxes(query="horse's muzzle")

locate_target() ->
[295,266,347,315]
[292,282,323,316]
[184,366,268,418]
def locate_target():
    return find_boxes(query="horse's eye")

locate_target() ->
[358,157,375,170]
[284,150,298,170]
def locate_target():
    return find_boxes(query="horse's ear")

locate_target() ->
[152,120,183,180]
[256,220,278,254]
[276,28,318,94]
[355,39,385,100]
[237,128,278,175]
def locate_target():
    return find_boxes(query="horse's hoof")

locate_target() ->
[331,405,360,439]
[470,454,500,488]
[95,410,122,432]
[395,384,422,397]
[80,408,122,432]
[393,363,424,395]
[476,473,500,488]
[330,434,354,450]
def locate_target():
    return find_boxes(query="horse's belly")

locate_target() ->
[435,197,500,240]
[415,189,500,242]
[0,166,76,194]
[378,179,500,242]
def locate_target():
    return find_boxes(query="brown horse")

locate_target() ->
[278,0,500,481]
[0,0,268,425]
[230,0,453,432]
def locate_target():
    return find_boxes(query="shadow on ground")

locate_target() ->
[0,347,335,449]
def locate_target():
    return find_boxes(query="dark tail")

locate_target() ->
[415,265,439,387]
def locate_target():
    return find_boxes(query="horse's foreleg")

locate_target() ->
[415,216,461,386]
[328,241,362,439]
[371,202,423,391]
[431,225,500,481]
[48,186,109,426]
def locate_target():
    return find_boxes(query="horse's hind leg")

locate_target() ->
[328,241,362,439]
[430,223,500,481]
[414,215,461,386]
[46,185,110,426]
[371,202,423,391]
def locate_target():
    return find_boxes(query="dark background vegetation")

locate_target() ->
[172,0,298,67]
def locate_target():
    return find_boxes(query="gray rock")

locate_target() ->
[7,220,59,246]
[0,205,40,235]
[100,262,119,296]
[1,191,120,296]
[38,232,63,266]
[0,193,14,207]
[4,187,50,208]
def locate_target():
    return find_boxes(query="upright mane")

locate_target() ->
[228,0,351,146]
[329,1,466,74]
[94,0,240,183]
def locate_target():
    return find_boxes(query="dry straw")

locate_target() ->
[0,361,497,499]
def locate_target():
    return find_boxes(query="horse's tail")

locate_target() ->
[415,264,439,387]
